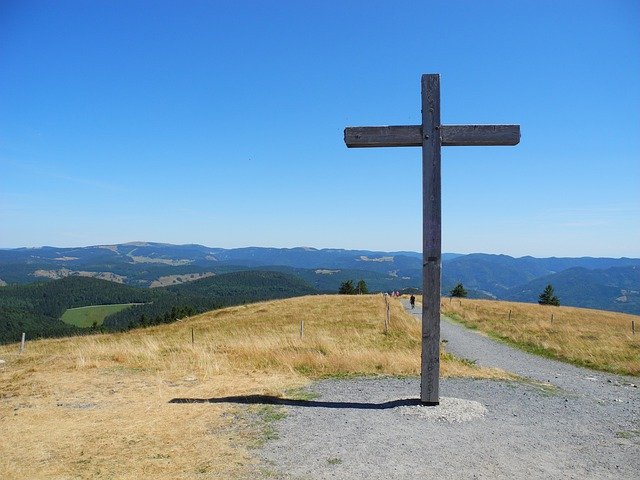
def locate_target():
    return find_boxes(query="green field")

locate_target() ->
[61,304,139,328]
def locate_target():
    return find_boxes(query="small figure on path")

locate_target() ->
[410,295,416,309]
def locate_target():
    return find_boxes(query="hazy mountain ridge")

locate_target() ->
[442,254,640,314]
[505,266,640,314]
[1,243,638,313]
[0,243,425,285]
[442,253,639,289]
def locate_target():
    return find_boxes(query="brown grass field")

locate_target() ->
[0,294,508,480]
[437,296,640,376]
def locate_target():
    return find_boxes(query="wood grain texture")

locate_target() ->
[442,125,520,146]
[420,73,441,405]
[344,126,422,147]
[344,124,520,147]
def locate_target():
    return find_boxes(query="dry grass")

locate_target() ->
[439,297,640,376]
[0,294,509,479]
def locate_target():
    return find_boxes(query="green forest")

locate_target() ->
[0,271,316,344]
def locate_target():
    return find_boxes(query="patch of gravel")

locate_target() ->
[398,396,487,422]
[253,303,639,479]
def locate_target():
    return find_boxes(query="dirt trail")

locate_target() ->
[254,301,640,479]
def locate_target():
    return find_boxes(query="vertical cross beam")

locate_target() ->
[343,73,519,405]
[421,74,441,405]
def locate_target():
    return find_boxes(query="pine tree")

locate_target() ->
[450,283,468,298]
[356,280,369,294]
[538,284,560,306]
[339,280,355,295]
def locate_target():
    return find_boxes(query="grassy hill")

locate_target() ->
[0,295,506,479]
[440,297,639,376]
[2,293,634,478]
[103,270,317,330]
[0,276,157,344]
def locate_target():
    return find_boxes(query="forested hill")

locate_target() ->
[0,276,156,314]
[0,271,316,344]
[505,266,640,314]
[442,256,640,314]
[167,269,315,297]
[0,277,157,344]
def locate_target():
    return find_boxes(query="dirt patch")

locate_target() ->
[150,272,216,288]
[32,269,126,283]
[128,255,193,266]
[357,256,393,262]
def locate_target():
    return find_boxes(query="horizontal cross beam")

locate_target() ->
[344,124,520,147]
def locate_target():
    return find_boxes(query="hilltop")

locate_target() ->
[0,294,506,479]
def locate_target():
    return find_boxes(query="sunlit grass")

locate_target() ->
[439,297,640,376]
[0,294,510,479]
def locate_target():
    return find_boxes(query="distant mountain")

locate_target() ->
[259,266,419,293]
[0,243,423,286]
[1,243,638,314]
[505,266,640,314]
[444,255,640,313]
[441,253,640,297]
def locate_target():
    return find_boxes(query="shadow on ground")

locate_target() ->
[169,395,424,409]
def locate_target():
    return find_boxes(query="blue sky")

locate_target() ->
[1,0,638,257]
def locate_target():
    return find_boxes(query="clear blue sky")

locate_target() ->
[1,0,638,257]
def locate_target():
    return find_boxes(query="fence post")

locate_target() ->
[300,319,304,339]
[508,310,512,322]
[191,328,194,346]
[20,332,26,353]
[385,296,390,334]
[633,320,635,335]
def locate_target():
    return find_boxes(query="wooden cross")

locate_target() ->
[344,74,520,405]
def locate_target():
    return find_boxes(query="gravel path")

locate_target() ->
[256,301,639,479]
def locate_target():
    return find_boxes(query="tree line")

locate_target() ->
[338,280,369,295]
[449,281,560,306]
[0,271,316,344]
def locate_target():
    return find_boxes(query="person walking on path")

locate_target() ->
[409,295,416,309]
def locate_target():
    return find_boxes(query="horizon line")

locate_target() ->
[0,242,638,260]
